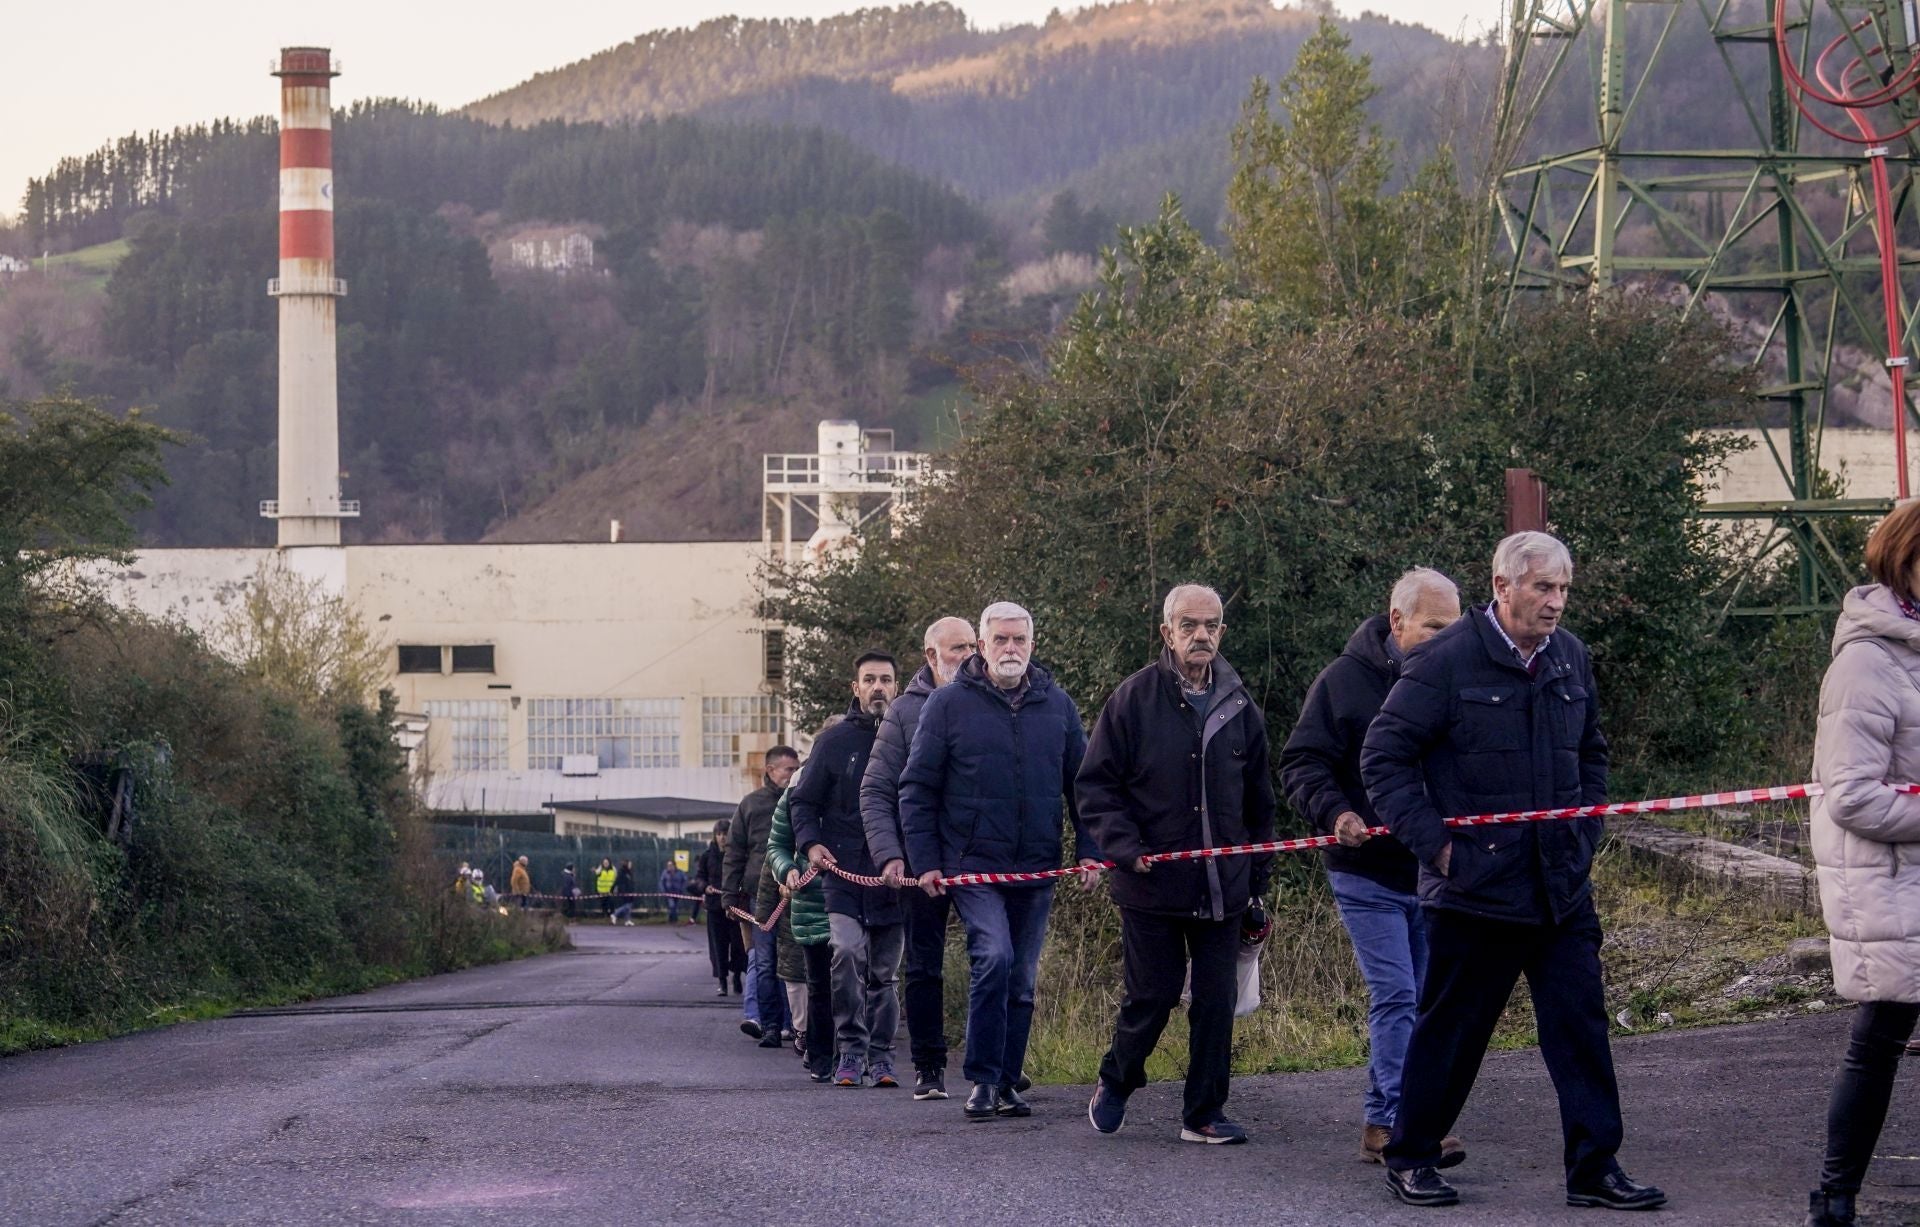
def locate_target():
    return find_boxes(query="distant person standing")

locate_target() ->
[694,822,745,995]
[1805,501,1920,1227]
[611,860,636,926]
[594,857,617,918]
[658,859,689,925]
[561,863,578,918]
[509,855,532,909]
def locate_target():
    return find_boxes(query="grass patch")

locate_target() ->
[1005,831,1829,1086]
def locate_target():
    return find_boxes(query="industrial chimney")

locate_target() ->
[263,47,356,547]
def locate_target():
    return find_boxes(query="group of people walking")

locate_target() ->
[670,511,1920,1225]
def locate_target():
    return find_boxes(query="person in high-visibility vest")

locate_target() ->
[595,858,617,919]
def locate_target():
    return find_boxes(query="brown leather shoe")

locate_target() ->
[1361,1124,1390,1163]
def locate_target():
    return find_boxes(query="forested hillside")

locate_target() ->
[6,104,1026,545]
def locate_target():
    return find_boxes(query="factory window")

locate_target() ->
[424,700,508,772]
[450,644,496,674]
[701,696,786,768]
[762,630,785,684]
[527,698,681,771]
[397,644,443,674]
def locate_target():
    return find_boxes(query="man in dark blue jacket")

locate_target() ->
[899,601,1103,1122]
[1281,567,1462,1163]
[861,615,977,1101]
[1078,584,1277,1145]
[1360,533,1664,1212]
[792,651,900,1090]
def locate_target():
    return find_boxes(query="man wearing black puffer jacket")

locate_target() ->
[1361,532,1664,1213]
[899,601,1104,1122]
[1281,567,1462,1165]
[792,651,901,1090]
[1077,584,1277,1145]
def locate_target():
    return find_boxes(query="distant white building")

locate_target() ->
[508,232,595,274]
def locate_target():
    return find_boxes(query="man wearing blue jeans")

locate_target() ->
[724,745,801,1046]
[1280,567,1463,1164]
[899,601,1104,1122]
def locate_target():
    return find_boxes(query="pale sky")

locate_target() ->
[2,1,1501,227]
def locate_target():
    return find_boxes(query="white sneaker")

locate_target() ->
[624,920,635,927]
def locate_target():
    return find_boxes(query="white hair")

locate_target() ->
[1161,584,1223,625]
[978,601,1034,641]
[1492,531,1573,589]
[923,615,973,651]
[1389,568,1459,617]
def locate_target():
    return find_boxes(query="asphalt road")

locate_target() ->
[3,923,1917,1227]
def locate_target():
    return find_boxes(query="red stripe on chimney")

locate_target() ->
[279,128,332,170]
[280,211,334,261]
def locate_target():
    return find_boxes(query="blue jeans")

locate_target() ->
[1330,870,1428,1128]
[753,924,788,1034]
[951,882,1054,1088]
[742,944,763,1024]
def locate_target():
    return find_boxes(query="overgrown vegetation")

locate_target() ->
[0,395,560,1056]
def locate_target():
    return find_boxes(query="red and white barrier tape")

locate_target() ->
[520,781,1914,928]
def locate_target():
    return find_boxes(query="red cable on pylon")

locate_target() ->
[1775,5,1916,497]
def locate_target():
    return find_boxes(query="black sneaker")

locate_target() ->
[756,1034,784,1049]
[1566,1170,1666,1211]
[1180,1118,1249,1145]
[1013,1072,1032,1093]
[993,1084,1031,1118]
[1088,1083,1128,1135]
[1387,1166,1460,1207]
[913,1069,948,1100]
[739,1019,763,1040]
[963,1083,996,1120]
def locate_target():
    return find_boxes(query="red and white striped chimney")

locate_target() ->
[265,46,355,547]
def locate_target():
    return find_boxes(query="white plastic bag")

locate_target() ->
[1234,938,1265,1017]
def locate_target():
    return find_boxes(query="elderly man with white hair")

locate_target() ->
[1281,566,1462,1165]
[1077,583,1278,1144]
[1360,532,1665,1212]
[898,601,1104,1122]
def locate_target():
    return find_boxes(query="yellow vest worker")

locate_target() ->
[595,865,617,896]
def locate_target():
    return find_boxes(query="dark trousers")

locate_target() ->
[903,887,953,1072]
[1821,1000,1920,1195]
[1098,907,1240,1129]
[705,907,745,983]
[1385,906,1625,1188]
[802,940,834,1075]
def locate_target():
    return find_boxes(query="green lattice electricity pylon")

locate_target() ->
[1494,0,1919,614]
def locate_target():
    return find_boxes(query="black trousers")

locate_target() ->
[1384,905,1624,1187]
[802,940,834,1075]
[1821,1000,1920,1195]
[705,907,745,983]
[903,887,953,1073]
[1097,907,1240,1129]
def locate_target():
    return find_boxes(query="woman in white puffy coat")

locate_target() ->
[1807,500,1920,1227]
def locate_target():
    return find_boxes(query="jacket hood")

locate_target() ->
[1156,645,1246,697]
[903,663,939,698]
[956,651,1056,700]
[1338,613,1396,680]
[1834,584,1920,657]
